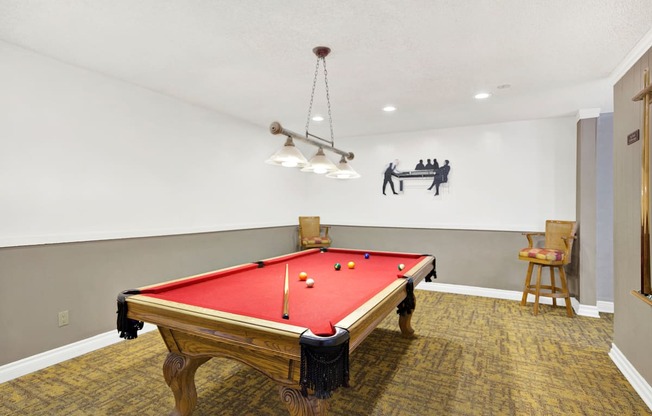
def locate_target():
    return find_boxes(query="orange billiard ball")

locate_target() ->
[299,272,308,281]
[347,261,355,269]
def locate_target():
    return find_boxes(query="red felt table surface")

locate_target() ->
[140,249,426,336]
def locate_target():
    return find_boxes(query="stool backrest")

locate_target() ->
[545,220,577,264]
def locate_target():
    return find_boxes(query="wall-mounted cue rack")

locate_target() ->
[633,68,652,301]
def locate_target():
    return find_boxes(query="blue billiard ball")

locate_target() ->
[364,253,370,259]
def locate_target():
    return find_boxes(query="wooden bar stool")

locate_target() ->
[518,220,576,317]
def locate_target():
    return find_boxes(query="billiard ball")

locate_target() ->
[334,263,341,270]
[398,263,405,271]
[364,253,370,259]
[306,278,315,287]
[299,272,308,281]
[348,261,355,269]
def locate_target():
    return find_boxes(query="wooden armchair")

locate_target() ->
[298,216,332,250]
[518,220,576,317]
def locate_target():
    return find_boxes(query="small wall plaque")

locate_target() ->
[628,129,640,145]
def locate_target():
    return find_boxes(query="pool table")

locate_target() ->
[117,248,436,416]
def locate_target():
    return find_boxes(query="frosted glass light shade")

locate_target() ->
[301,148,338,174]
[326,157,361,179]
[265,137,309,167]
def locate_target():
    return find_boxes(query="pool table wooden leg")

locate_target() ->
[398,312,415,338]
[279,386,329,416]
[163,352,210,416]
[397,278,417,338]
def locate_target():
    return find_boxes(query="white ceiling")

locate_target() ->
[1,1,652,139]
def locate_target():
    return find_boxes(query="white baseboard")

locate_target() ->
[572,298,601,318]
[0,323,157,384]
[610,344,652,411]
[417,281,608,317]
[418,281,524,301]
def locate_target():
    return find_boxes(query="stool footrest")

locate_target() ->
[524,285,569,298]
[521,262,574,317]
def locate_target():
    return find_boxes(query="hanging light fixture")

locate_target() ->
[267,46,359,179]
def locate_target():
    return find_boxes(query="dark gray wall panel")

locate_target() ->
[329,225,527,291]
[0,226,297,365]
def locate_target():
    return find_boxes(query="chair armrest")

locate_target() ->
[522,232,544,247]
[321,225,330,238]
[561,235,576,251]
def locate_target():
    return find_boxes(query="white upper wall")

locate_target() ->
[0,42,307,247]
[0,42,577,247]
[309,117,577,232]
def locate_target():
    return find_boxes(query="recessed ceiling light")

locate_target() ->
[474,92,491,100]
[312,115,324,121]
[383,105,397,112]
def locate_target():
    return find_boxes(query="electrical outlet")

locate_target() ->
[58,310,69,327]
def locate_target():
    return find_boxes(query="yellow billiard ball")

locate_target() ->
[299,272,308,281]
[348,261,355,269]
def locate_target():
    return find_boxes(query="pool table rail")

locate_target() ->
[127,295,307,372]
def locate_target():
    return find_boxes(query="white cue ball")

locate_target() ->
[306,278,315,288]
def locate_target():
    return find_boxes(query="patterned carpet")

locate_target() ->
[1,291,650,415]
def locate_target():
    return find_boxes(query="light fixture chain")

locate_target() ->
[322,58,335,145]
[305,58,321,135]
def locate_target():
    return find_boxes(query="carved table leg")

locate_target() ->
[397,278,417,338]
[279,386,329,416]
[163,352,210,416]
[398,312,415,338]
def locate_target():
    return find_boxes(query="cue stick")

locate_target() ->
[282,264,290,319]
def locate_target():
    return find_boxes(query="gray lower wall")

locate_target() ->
[329,225,532,292]
[0,227,297,365]
[1,224,585,366]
